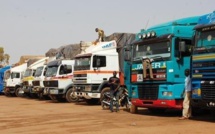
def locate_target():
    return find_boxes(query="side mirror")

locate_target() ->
[179,41,186,52]
[124,44,130,51]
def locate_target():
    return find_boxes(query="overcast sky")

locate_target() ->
[0,0,215,64]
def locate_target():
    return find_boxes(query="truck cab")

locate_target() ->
[191,11,215,110]
[130,16,199,113]
[43,59,75,102]
[22,57,48,98]
[4,63,27,96]
[73,40,119,104]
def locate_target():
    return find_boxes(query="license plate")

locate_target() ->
[50,90,58,94]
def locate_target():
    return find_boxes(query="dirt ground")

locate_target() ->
[0,95,214,134]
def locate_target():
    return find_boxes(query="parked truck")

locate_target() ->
[4,63,27,96]
[43,59,75,102]
[129,16,200,113]
[191,11,215,110]
[32,57,55,99]
[22,57,47,98]
[73,40,120,104]
[0,66,11,94]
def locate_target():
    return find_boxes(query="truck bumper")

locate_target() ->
[32,87,43,93]
[131,98,183,109]
[49,88,65,95]
[4,87,15,94]
[75,92,100,99]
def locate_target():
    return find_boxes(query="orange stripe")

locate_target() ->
[53,75,73,79]
[74,70,119,74]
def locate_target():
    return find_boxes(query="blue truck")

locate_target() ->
[129,16,200,113]
[191,11,215,110]
[0,66,11,94]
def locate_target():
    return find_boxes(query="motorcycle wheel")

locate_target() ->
[101,98,110,110]
[125,100,131,110]
[100,87,110,110]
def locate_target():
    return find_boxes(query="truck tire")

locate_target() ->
[66,88,79,103]
[130,104,138,114]
[100,87,110,102]
[15,87,23,97]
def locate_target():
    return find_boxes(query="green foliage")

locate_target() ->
[0,47,10,66]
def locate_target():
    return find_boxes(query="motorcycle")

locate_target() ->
[101,87,131,111]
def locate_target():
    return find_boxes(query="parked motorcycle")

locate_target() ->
[101,87,131,110]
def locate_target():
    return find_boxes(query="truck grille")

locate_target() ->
[201,81,215,100]
[32,80,40,86]
[138,84,158,100]
[23,81,29,86]
[43,80,58,87]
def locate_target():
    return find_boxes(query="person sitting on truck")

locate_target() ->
[108,71,120,112]
[179,69,192,120]
[95,28,105,42]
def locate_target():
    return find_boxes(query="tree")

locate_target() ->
[0,47,10,66]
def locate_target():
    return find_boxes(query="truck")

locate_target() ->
[129,16,200,113]
[73,40,119,104]
[32,57,55,99]
[191,11,215,111]
[4,63,27,97]
[22,57,48,98]
[43,59,75,102]
[73,34,135,105]
[0,66,11,94]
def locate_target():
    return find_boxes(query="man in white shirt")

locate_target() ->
[179,69,192,120]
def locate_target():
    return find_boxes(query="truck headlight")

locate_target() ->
[192,89,201,95]
[162,91,172,97]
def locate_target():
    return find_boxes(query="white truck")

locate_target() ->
[4,63,28,97]
[32,57,55,99]
[22,57,48,97]
[73,40,119,104]
[43,59,76,102]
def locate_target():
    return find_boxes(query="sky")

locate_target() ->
[0,0,215,64]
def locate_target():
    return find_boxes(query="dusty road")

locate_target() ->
[0,95,214,134]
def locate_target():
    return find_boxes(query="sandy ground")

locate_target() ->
[0,95,214,134]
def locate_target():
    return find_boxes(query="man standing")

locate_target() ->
[108,71,120,112]
[179,69,192,120]
[95,28,105,42]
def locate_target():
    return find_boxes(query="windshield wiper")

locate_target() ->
[133,57,143,61]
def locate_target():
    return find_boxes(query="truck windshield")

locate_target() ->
[23,69,33,77]
[34,66,44,77]
[11,72,20,79]
[74,57,91,71]
[194,30,215,54]
[133,41,171,61]
[46,66,58,77]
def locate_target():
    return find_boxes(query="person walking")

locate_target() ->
[108,71,120,112]
[179,69,192,120]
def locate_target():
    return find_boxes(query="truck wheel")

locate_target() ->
[100,87,110,102]
[85,99,99,105]
[15,87,23,97]
[130,104,138,114]
[66,88,78,103]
